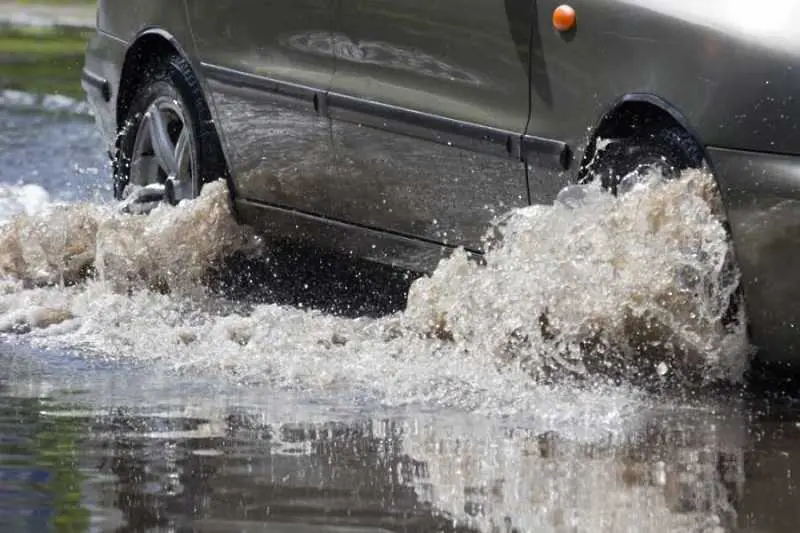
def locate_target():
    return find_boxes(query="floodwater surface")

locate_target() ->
[1,22,800,533]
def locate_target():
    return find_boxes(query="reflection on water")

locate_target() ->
[1,346,800,533]
[0,396,93,532]
[405,415,745,533]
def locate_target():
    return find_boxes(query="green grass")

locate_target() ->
[0,57,85,97]
[0,29,89,55]
[13,0,96,4]
[0,25,91,98]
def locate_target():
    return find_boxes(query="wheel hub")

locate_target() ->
[122,96,198,213]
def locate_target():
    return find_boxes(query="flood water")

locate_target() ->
[2,20,800,533]
[4,339,800,533]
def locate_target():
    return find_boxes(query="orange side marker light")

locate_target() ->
[553,4,576,32]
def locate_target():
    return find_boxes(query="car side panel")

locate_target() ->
[97,0,193,44]
[333,0,533,134]
[524,0,800,361]
[82,30,127,155]
[183,0,337,210]
[706,148,800,364]
[525,0,800,186]
[322,0,545,250]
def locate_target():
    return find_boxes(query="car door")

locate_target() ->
[183,0,337,213]
[321,0,568,250]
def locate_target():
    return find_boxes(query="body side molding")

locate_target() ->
[200,63,570,170]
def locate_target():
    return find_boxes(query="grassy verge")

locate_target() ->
[13,0,96,4]
[0,24,91,98]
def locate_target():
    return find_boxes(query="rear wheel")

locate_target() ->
[114,53,228,213]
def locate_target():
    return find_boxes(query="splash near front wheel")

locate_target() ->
[576,126,750,384]
[583,126,706,196]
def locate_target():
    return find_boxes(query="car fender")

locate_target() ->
[527,0,800,179]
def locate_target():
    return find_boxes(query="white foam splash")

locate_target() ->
[0,171,752,412]
[403,170,750,385]
[401,412,744,533]
[0,180,253,290]
[0,183,51,221]
[0,90,93,117]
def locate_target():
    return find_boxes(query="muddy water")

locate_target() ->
[3,343,800,533]
[0,37,799,532]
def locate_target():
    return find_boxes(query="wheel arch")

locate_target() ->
[116,28,199,129]
[575,92,749,340]
[114,27,237,207]
[577,93,712,182]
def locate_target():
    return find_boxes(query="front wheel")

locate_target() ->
[114,53,228,213]
[582,126,706,195]
[582,125,747,335]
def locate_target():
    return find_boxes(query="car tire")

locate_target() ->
[113,53,228,211]
[582,126,705,195]
[583,125,746,332]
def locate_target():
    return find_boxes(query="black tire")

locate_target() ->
[113,53,228,202]
[582,126,705,194]
[583,125,746,334]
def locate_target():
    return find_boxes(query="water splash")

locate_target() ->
[0,170,752,408]
[403,170,750,386]
[401,411,744,533]
[0,180,254,291]
[0,182,51,220]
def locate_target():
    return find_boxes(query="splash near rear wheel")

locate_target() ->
[114,53,228,214]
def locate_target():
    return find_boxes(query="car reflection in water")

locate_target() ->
[404,414,744,533]
[5,361,800,533]
[3,404,756,531]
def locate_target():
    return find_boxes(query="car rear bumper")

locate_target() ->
[81,29,128,155]
[707,146,800,365]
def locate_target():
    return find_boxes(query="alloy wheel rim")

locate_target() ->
[125,96,198,210]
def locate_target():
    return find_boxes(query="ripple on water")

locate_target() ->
[0,90,93,117]
[0,171,752,413]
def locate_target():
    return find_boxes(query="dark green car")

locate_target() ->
[81,0,800,365]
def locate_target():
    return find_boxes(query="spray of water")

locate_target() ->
[0,181,255,291]
[404,170,750,386]
[401,412,744,533]
[0,170,752,404]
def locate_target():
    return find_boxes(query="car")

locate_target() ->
[81,0,800,367]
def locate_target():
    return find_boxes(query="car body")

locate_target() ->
[81,0,800,365]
